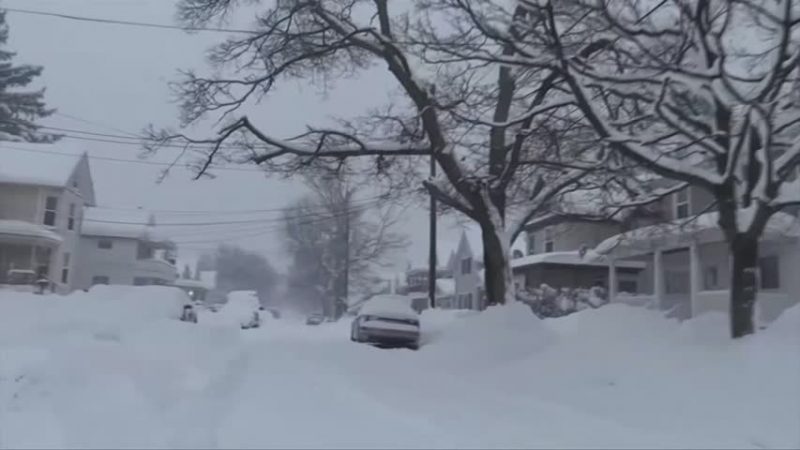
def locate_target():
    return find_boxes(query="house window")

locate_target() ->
[704,266,719,290]
[61,252,70,284]
[544,228,555,252]
[675,189,690,219]
[98,239,113,249]
[461,258,472,275]
[527,232,536,255]
[618,280,638,294]
[759,256,780,290]
[67,204,76,230]
[91,276,109,285]
[465,293,473,309]
[43,196,58,226]
[137,243,153,260]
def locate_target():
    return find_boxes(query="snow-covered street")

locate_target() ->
[1,287,798,449]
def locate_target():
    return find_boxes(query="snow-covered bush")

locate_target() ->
[517,284,608,319]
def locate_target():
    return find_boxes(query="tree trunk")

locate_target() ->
[729,234,759,338]
[480,222,515,307]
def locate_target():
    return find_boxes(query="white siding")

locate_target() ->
[73,236,178,290]
[41,186,86,292]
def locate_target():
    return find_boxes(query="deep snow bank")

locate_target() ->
[1,287,798,449]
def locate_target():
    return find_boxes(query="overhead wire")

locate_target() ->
[3,7,258,35]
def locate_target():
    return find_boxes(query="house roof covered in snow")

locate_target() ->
[0,219,63,244]
[81,207,171,243]
[0,141,86,188]
[511,250,646,270]
[593,210,800,257]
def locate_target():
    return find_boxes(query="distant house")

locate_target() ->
[448,231,483,310]
[73,208,178,290]
[0,142,96,292]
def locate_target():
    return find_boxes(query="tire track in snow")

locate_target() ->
[213,339,458,449]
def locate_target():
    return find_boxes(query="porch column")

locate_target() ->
[653,249,664,309]
[608,257,617,302]
[689,242,700,318]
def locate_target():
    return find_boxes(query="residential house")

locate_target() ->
[73,208,178,290]
[0,143,96,292]
[519,178,800,323]
[515,218,644,293]
[594,184,800,323]
[448,231,483,310]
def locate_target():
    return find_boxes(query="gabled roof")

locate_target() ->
[0,141,85,187]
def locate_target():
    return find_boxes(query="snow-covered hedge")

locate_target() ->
[516,284,607,318]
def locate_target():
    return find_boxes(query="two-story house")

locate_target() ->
[594,184,800,323]
[446,231,483,310]
[514,219,645,294]
[0,142,96,292]
[73,208,178,290]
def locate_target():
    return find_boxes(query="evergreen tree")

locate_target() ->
[0,10,56,142]
[181,264,192,279]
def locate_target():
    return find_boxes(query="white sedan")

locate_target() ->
[350,295,420,350]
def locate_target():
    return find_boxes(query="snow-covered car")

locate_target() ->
[219,290,263,329]
[350,295,420,350]
[306,313,324,326]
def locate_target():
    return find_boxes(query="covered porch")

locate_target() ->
[0,220,62,285]
[595,212,800,323]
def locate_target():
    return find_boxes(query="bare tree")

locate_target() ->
[283,172,407,319]
[478,0,800,337]
[151,0,614,306]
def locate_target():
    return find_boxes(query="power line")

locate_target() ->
[54,112,141,138]
[4,7,258,35]
[85,196,386,227]
[0,143,263,172]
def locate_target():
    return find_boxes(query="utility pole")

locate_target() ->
[342,199,350,318]
[428,153,437,309]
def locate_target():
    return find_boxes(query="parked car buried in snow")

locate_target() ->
[218,290,263,329]
[350,295,420,350]
[306,313,324,326]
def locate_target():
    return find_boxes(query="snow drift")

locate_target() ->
[0,286,797,449]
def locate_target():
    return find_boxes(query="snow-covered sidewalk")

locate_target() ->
[1,287,798,449]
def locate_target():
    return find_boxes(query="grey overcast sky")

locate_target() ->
[4,0,507,274]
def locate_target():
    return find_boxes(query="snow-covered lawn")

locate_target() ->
[1,286,798,449]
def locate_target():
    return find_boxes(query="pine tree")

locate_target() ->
[182,264,192,279]
[0,10,56,142]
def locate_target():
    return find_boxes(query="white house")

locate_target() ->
[596,208,800,323]
[435,231,484,310]
[0,142,96,292]
[73,208,178,290]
